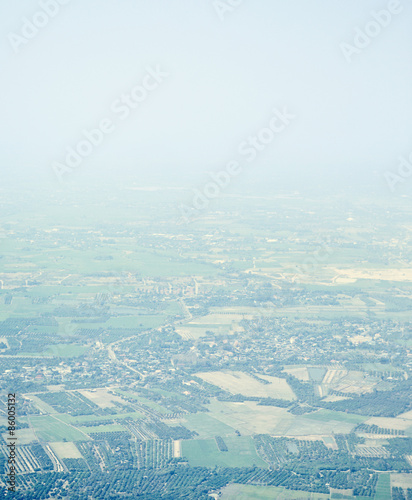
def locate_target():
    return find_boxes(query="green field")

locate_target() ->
[28,395,57,414]
[374,473,390,500]
[183,413,236,438]
[182,435,267,468]
[30,416,89,442]
[221,484,330,499]
[306,409,366,425]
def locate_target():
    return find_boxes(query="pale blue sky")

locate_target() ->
[0,0,411,191]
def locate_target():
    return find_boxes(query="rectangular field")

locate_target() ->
[196,371,295,400]
[221,484,330,499]
[305,410,366,425]
[204,400,362,437]
[374,473,391,500]
[391,473,412,489]
[30,416,89,442]
[50,441,83,459]
[182,413,237,439]
[182,435,267,468]
[79,388,126,408]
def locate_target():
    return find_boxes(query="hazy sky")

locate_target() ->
[0,0,411,191]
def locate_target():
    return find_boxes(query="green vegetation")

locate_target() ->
[374,473,391,500]
[1,191,410,499]
[306,409,366,425]
[221,484,330,499]
[182,436,267,468]
[183,413,236,439]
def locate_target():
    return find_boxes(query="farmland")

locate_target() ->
[182,435,267,468]
[221,484,330,499]
[0,188,410,498]
[195,370,296,400]
[29,416,90,442]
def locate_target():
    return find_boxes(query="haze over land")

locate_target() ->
[1,1,412,498]
[0,183,411,498]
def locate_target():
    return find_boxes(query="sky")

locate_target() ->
[0,0,411,193]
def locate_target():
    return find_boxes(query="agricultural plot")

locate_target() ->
[362,362,404,374]
[322,369,347,385]
[135,439,173,468]
[308,367,327,382]
[50,442,83,459]
[333,371,378,395]
[283,410,365,438]
[0,443,54,473]
[330,267,412,283]
[208,306,262,316]
[4,245,219,278]
[79,388,125,408]
[220,484,330,499]
[27,395,57,414]
[206,400,294,436]
[75,439,133,471]
[305,410,365,425]
[238,302,372,318]
[14,428,38,445]
[319,369,380,397]
[391,473,412,490]
[355,443,390,458]
[181,413,238,439]
[17,445,45,473]
[374,473,391,500]
[366,416,412,432]
[45,344,88,357]
[114,389,170,414]
[397,410,412,421]
[196,371,295,400]
[30,416,89,442]
[286,418,357,437]
[35,391,100,415]
[182,435,267,468]
[283,365,310,381]
[205,400,362,437]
